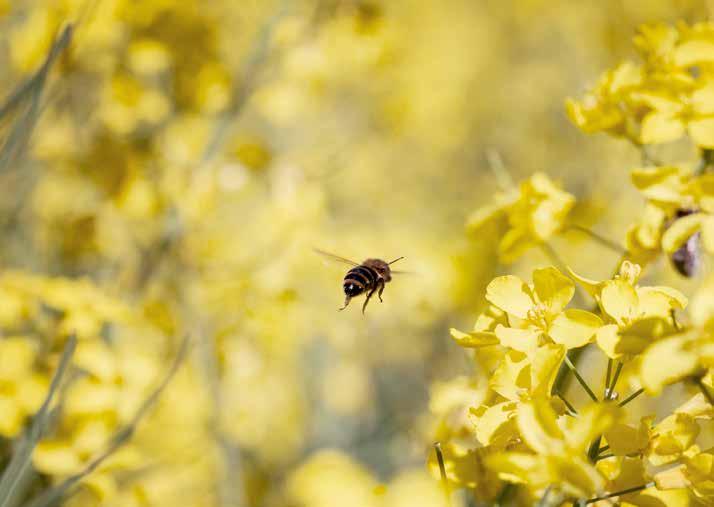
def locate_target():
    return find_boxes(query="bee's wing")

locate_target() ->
[314,248,359,266]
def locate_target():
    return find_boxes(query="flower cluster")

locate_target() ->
[437,259,712,504]
[567,22,714,148]
[433,20,714,505]
[467,173,575,263]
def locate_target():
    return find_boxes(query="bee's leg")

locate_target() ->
[362,286,377,314]
[377,280,385,302]
[339,296,351,311]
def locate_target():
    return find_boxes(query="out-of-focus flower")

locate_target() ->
[467,173,575,263]
[0,337,48,437]
[568,22,714,148]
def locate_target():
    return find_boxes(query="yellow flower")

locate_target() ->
[568,22,714,148]
[646,394,712,466]
[467,173,575,263]
[485,267,602,352]
[570,261,686,359]
[655,446,714,501]
[449,304,506,348]
[640,334,714,394]
[566,62,643,141]
[486,399,619,498]
[469,345,564,448]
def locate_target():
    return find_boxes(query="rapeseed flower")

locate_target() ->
[467,173,575,263]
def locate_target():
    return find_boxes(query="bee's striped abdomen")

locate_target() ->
[343,265,377,297]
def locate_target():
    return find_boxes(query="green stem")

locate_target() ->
[556,392,578,415]
[695,376,714,406]
[434,442,452,507]
[607,361,623,400]
[536,486,552,507]
[584,483,653,504]
[494,483,513,507]
[696,148,714,175]
[605,358,612,395]
[564,356,598,402]
[618,388,645,407]
[587,436,602,463]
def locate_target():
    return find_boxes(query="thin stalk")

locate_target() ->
[695,376,714,406]
[605,358,612,394]
[536,485,552,507]
[597,445,610,454]
[494,484,513,507]
[556,392,578,415]
[584,483,654,504]
[564,356,598,402]
[566,224,627,256]
[587,436,602,463]
[486,149,515,191]
[0,336,76,507]
[619,388,645,407]
[607,361,623,400]
[434,443,452,507]
[696,148,714,175]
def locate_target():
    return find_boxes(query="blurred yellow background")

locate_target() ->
[0,1,712,506]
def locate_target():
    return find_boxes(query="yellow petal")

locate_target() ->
[654,464,689,490]
[0,337,37,380]
[689,117,714,149]
[490,350,529,401]
[516,398,565,455]
[640,335,699,394]
[662,213,704,253]
[596,324,622,359]
[530,343,565,397]
[566,267,602,299]
[470,401,518,447]
[0,397,24,437]
[631,166,685,203]
[649,413,700,466]
[566,402,620,451]
[494,325,541,354]
[637,287,688,323]
[33,440,83,475]
[466,201,507,233]
[641,112,685,144]
[486,275,533,318]
[549,309,602,349]
[532,267,575,315]
[449,328,499,348]
[604,418,651,456]
[498,227,536,264]
[484,452,544,485]
[549,455,605,498]
[692,83,714,115]
[601,280,638,325]
[675,39,714,67]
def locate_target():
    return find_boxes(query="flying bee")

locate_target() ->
[315,249,406,313]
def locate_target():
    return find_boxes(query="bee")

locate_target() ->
[669,208,702,278]
[315,249,406,313]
